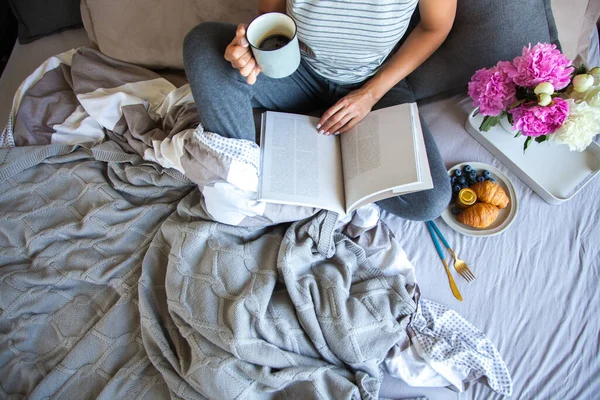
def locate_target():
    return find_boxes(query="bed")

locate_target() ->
[1,1,599,399]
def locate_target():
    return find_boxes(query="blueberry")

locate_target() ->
[451,207,461,215]
[454,169,462,177]
[468,178,477,185]
[460,183,469,189]
[453,185,461,193]
[476,176,485,182]
[469,170,477,179]
[450,176,457,184]
[458,176,466,185]
[483,170,492,179]
[488,177,496,183]
[463,165,473,173]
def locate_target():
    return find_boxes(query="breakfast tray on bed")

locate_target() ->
[465,109,600,204]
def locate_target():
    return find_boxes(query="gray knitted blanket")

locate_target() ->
[0,48,512,399]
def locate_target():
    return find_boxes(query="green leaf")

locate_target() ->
[515,86,535,101]
[507,112,515,126]
[535,135,549,143]
[480,115,501,132]
[573,63,587,76]
[523,136,533,152]
[513,132,521,138]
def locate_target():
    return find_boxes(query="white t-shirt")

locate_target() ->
[287,0,419,84]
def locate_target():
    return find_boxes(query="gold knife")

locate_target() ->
[426,221,463,301]
[442,258,463,301]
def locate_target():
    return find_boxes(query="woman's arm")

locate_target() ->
[317,0,457,135]
[362,0,456,101]
[259,0,286,14]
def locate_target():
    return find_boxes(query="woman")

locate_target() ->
[183,0,456,221]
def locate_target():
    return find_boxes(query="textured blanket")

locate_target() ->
[0,47,512,398]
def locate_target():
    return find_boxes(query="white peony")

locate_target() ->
[552,99,600,151]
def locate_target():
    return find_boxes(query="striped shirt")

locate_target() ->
[287,0,419,84]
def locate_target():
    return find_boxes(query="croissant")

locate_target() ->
[456,203,500,229]
[470,180,510,209]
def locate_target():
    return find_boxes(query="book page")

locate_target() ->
[259,111,346,214]
[340,103,427,213]
[392,110,433,194]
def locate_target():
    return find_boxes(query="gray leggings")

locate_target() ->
[183,22,451,221]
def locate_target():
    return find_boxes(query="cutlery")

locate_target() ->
[427,220,475,282]
[425,221,463,301]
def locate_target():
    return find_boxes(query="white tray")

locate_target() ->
[465,109,600,205]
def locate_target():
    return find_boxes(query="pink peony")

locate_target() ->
[507,43,574,90]
[509,97,569,137]
[468,62,517,116]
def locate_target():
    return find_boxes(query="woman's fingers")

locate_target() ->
[224,23,261,83]
[336,117,360,134]
[318,101,346,131]
[321,109,350,134]
[239,58,256,77]
[235,24,249,47]
[317,89,377,135]
[246,66,261,85]
[225,42,250,64]
[327,114,355,135]
[236,53,256,74]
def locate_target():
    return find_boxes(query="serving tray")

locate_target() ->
[465,109,600,204]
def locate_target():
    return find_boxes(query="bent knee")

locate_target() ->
[183,22,236,65]
[420,177,452,220]
[419,185,452,221]
[377,177,452,221]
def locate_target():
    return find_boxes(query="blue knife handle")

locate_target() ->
[428,220,451,249]
[426,221,445,261]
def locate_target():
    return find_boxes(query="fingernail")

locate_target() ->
[333,131,340,135]
[325,131,330,136]
[319,129,324,134]
[241,38,249,47]
[316,124,321,129]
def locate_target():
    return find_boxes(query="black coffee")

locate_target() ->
[258,34,291,50]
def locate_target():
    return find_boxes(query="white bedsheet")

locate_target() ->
[380,95,600,399]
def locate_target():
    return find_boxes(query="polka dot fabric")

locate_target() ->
[411,299,513,396]
[194,125,260,171]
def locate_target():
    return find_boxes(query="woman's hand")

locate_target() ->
[224,24,261,85]
[317,88,379,135]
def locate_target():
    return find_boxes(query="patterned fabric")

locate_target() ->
[287,0,419,83]
[0,114,15,147]
[194,126,261,170]
[0,47,512,398]
[410,299,513,395]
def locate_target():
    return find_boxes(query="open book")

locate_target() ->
[258,103,433,216]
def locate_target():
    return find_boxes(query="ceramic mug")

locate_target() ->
[246,12,301,79]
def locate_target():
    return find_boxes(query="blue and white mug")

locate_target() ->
[246,12,301,79]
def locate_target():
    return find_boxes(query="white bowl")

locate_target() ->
[440,162,518,237]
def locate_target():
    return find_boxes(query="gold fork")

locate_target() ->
[448,248,475,282]
[427,221,475,282]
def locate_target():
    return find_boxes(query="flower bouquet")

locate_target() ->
[468,42,600,152]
